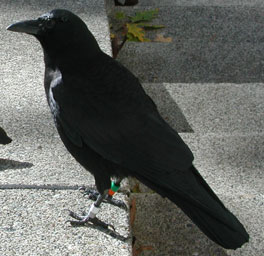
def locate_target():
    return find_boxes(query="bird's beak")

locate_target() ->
[7,19,41,35]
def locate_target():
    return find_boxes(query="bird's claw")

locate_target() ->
[67,210,113,229]
[67,209,85,221]
[81,188,100,201]
[106,196,128,211]
[80,188,127,210]
[67,210,127,241]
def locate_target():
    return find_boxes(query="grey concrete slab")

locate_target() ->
[114,6,264,43]
[107,0,264,8]
[114,5,264,82]
[142,83,194,132]
[131,192,263,256]
[0,189,131,256]
[0,140,95,185]
[179,133,264,196]
[180,133,264,169]
[117,42,264,83]
[137,0,264,7]
[136,0,264,7]
[142,83,264,134]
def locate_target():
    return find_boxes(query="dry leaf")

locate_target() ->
[130,198,136,227]
[131,183,141,193]
[133,246,154,256]
[154,33,172,43]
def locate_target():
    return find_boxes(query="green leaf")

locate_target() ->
[126,23,150,42]
[115,11,126,20]
[127,33,140,42]
[130,9,159,23]
[137,23,165,30]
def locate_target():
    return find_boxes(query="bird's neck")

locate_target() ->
[43,45,102,73]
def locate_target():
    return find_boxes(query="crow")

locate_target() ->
[0,126,12,145]
[8,9,249,249]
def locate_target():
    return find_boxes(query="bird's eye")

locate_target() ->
[61,16,68,22]
[46,19,56,29]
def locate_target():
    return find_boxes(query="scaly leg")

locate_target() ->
[67,189,127,241]
[80,179,127,210]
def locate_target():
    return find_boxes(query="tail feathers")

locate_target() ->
[137,165,249,249]
[167,191,249,249]
[167,165,249,249]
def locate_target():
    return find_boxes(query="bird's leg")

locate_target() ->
[80,178,127,210]
[68,190,127,241]
[105,179,128,210]
[68,190,107,225]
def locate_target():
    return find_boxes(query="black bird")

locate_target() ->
[8,9,249,249]
[0,126,12,145]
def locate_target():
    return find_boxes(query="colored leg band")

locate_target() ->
[88,203,100,218]
[108,181,120,196]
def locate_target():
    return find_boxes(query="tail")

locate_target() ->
[139,165,249,249]
[0,127,12,145]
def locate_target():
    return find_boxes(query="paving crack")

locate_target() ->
[0,184,81,190]
[0,183,129,193]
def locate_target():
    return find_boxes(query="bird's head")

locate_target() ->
[7,9,100,61]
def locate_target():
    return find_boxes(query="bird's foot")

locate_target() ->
[79,187,99,201]
[67,210,114,229]
[67,210,127,241]
[106,195,128,210]
[80,187,127,210]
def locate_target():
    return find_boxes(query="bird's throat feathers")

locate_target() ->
[41,37,101,73]
[36,20,101,70]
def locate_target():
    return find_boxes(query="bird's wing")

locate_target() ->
[51,78,193,184]
[49,53,193,196]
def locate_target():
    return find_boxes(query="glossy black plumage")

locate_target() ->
[8,9,249,249]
